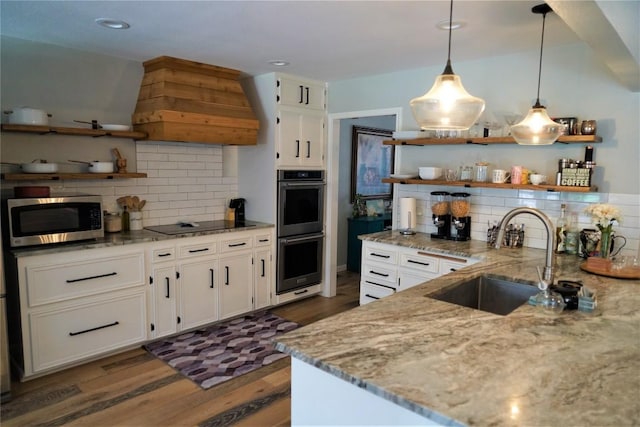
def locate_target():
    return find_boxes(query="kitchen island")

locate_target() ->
[275,231,639,426]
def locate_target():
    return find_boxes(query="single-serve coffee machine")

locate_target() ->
[450,192,471,241]
[229,198,246,226]
[430,191,451,240]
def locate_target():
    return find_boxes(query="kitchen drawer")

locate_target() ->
[361,262,397,288]
[220,234,253,253]
[359,281,395,305]
[254,232,273,247]
[25,252,145,307]
[399,250,439,274]
[362,243,398,266]
[29,291,146,374]
[151,246,176,263]
[178,238,217,259]
[439,257,477,275]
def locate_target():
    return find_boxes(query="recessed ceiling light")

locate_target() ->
[268,60,289,67]
[95,18,130,30]
[436,20,466,30]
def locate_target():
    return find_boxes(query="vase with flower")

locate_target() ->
[584,203,622,259]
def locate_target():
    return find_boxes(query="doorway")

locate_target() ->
[322,108,402,297]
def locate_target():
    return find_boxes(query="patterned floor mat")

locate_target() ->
[144,311,299,390]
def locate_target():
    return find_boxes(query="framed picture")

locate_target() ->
[351,126,394,201]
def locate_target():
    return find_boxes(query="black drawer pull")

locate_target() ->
[365,294,380,300]
[306,140,311,158]
[296,139,300,157]
[364,281,395,291]
[189,248,209,253]
[228,242,247,247]
[210,268,215,288]
[225,266,229,285]
[450,268,457,272]
[69,321,119,336]
[305,86,310,104]
[408,260,430,266]
[261,259,265,277]
[371,253,390,259]
[370,270,389,277]
[165,277,171,298]
[294,289,308,295]
[299,85,304,103]
[158,252,172,257]
[66,272,117,283]
[258,238,269,243]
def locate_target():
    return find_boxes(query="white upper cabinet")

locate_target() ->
[277,76,325,111]
[277,108,325,168]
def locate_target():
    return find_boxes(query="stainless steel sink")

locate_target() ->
[426,275,538,315]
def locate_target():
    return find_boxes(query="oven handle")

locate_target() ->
[279,181,325,187]
[280,233,324,244]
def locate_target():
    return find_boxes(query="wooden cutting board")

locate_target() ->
[580,258,640,279]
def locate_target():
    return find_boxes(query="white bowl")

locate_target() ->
[418,167,442,180]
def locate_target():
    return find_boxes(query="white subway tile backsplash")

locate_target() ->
[395,183,639,255]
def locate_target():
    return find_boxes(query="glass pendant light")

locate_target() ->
[410,0,485,131]
[510,4,561,145]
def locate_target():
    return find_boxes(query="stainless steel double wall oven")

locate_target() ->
[277,170,325,295]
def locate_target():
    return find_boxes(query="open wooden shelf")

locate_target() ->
[383,134,602,146]
[1,124,147,140]
[2,172,147,181]
[382,177,597,193]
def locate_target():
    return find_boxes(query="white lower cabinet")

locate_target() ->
[12,245,147,379]
[10,227,275,380]
[178,257,219,331]
[359,240,478,305]
[219,233,254,319]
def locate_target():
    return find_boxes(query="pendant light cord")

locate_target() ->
[443,0,454,75]
[534,9,549,108]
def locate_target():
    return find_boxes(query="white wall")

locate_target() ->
[329,42,640,195]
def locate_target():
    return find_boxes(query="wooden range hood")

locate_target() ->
[132,56,259,145]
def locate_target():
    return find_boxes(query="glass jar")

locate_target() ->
[459,165,473,181]
[104,212,122,233]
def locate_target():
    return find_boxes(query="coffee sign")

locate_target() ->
[561,168,591,187]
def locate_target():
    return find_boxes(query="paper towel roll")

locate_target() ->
[399,197,417,230]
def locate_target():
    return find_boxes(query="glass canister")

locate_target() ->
[450,192,471,218]
[459,165,473,181]
[104,212,122,233]
[473,162,489,182]
[430,191,450,217]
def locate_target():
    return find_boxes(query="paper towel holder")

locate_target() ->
[399,197,417,235]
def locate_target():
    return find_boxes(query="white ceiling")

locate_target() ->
[1,1,637,87]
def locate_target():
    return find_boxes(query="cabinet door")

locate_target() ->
[150,265,178,338]
[254,248,272,310]
[219,252,253,320]
[178,258,219,331]
[299,113,324,167]
[278,77,325,110]
[277,109,303,166]
[398,269,438,291]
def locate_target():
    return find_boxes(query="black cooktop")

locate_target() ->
[145,220,255,235]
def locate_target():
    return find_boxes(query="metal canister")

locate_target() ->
[558,158,569,172]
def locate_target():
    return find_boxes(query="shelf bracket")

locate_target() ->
[466,140,488,146]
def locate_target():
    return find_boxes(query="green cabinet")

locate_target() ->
[347,213,392,272]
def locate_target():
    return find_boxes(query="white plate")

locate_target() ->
[390,174,417,179]
[101,124,131,131]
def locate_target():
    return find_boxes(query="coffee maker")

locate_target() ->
[430,191,451,240]
[229,198,246,226]
[450,192,471,241]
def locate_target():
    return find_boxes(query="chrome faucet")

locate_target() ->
[495,207,557,285]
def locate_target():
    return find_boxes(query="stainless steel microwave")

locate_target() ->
[5,195,104,247]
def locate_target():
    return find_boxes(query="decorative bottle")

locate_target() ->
[555,204,567,253]
[122,206,130,232]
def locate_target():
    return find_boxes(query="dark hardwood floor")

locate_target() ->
[1,271,360,427]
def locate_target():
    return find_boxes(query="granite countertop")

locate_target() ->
[275,231,640,426]
[10,220,274,258]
